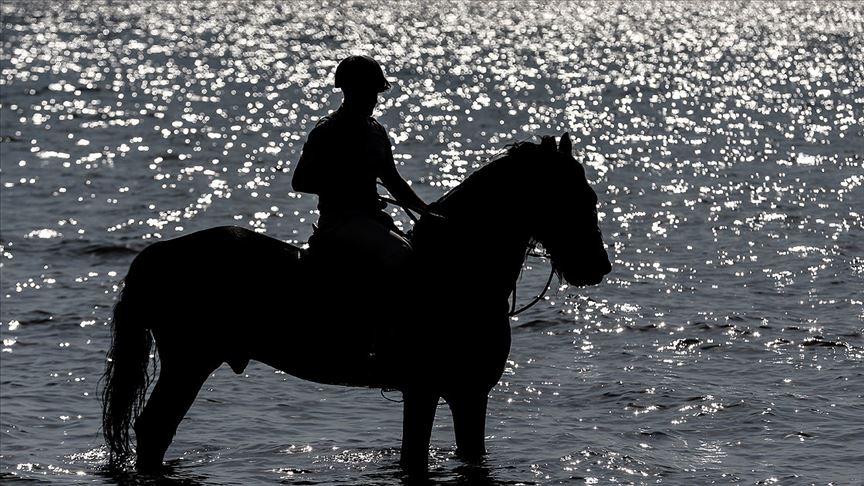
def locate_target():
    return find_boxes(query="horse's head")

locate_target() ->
[528,133,611,287]
[418,133,611,288]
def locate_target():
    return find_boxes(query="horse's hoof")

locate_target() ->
[134,458,165,474]
[399,455,430,473]
[455,448,487,464]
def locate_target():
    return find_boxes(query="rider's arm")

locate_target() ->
[291,128,323,194]
[378,135,428,213]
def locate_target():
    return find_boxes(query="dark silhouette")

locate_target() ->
[293,55,428,273]
[100,132,612,474]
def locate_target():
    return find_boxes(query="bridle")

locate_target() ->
[509,247,555,317]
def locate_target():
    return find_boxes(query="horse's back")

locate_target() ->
[125,226,303,314]
[132,226,300,268]
[129,226,295,278]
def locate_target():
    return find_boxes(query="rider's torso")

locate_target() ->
[305,109,390,219]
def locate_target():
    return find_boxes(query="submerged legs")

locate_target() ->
[399,389,491,471]
[133,360,218,472]
[448,391,489,461]
[400,391,439,470]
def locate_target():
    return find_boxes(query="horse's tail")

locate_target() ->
[100,277,155,466]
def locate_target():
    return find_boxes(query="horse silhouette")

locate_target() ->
[101,133,611,472]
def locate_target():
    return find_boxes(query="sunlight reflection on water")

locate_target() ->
[1,1,863,484]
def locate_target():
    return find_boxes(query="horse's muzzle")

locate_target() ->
[564,252,611,287]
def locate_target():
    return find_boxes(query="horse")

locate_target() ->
[100,132,612,473]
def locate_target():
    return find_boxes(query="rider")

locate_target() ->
[292,55,428,270]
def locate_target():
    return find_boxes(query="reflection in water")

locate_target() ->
[97,460,209,486]
[398,460,508,486]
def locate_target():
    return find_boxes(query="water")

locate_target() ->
[1,1,862,484]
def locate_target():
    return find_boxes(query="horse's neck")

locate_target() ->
[415,161,534,302]
[471,220,530,282]
[412,220,529,304]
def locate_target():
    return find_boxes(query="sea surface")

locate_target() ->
[1,1,863,484]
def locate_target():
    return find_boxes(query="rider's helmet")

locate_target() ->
[334,55,391,93]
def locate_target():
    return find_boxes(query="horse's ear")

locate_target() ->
[541,136,556,151]
[558,132,572,155]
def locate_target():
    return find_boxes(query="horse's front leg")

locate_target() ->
[447,390,489,461]
[400,391,439,471]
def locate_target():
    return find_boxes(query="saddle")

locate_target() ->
[303,211,412,280]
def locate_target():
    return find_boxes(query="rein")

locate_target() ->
[509,248,555,317]
[375,136,533,223]
[378,195,422,222]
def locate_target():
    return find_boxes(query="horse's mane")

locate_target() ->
[432,140,553,211]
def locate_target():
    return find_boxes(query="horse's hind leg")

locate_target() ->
[134,358,219,472]
[447,391,489,461]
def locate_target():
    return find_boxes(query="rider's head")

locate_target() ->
[335,55,391,116]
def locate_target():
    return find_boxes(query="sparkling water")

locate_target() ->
[1,1,862,484]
